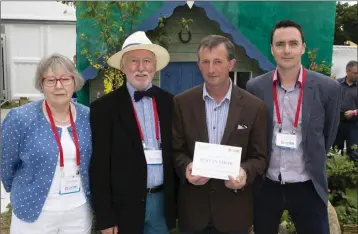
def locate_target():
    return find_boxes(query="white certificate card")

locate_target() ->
[192,142,242,180]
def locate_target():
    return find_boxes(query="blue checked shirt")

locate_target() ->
[127,81,163,188]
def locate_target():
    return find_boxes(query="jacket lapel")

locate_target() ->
[152,87,168,146]
[263,73,274,151]
[115,86,143,150]
[302,72,315,144]
[192,85,209,143]
[221,85,244,145]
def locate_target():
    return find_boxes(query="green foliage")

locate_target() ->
[180,17,194,31]
[335,2,358,45]
[327,148,358,193]
[146,16,171,51]
[307,48,332,77]
[0,204,12,233]
[280,210,296,233]
[327,147,358,226]
[146,16,194,50]
[78,1,146,94]
[335,204,358,225]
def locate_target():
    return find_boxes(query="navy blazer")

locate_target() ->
[246,69,341,205]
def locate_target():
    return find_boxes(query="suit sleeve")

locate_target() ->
[246,79,255,94]
[172,97,192,182]
[89,102,117,230]
[241,102,269,185]
[324,81,341,152]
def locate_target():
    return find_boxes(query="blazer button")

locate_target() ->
[211,189,215,193]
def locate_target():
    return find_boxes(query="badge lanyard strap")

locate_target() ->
[272,68,306,132]
[131,97,160,146]
[45,101,80,175]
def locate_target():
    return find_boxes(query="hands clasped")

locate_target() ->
[185,162,247,190]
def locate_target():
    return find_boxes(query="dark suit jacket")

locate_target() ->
[246,69,341,205]
[172,84,268,232]
[89,85,178,233]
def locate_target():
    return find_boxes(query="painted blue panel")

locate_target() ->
[160,62,203,95]
[160,62,183,95]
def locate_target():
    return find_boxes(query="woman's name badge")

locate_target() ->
[276,133,297,149]
[144,150,162,165]
[59,176,81,195]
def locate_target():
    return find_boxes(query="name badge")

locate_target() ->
[144,150,162,165]
[276,133,297,149]
[59,176,81,195]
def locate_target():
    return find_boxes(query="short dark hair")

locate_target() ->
[270,20,305,44]
[346,60,358,70]
[197,35,235,61]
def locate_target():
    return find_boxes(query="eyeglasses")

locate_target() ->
[42,75,74,87]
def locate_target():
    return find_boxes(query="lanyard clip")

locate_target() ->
[60,167,65,178]
[76,166,80,176]
[157,140,162,149]
[278,124,282,133]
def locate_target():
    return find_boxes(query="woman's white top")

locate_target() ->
[42,126,86,211]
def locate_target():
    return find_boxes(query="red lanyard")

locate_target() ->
[45,101,80,169]
[131,97,160,143]
[272,68,306,130]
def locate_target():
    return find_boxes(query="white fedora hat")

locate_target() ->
[107,31,170,72]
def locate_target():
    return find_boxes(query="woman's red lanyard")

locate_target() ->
[272,68,306,133]
[45,101,80,175]
[131,97,160,148]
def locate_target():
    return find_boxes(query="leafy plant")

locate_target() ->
[327,147,358,226]
[327,148,358,195]
[78,1,146,94]
[179,17,193,31]
[335,204,358,225]
[146,16,172,52]
[307,48,332,77]
[280,210,296,233]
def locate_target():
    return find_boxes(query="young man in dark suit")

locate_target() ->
[89,31,177,234]
[246,20,341,234]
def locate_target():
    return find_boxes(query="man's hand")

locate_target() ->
[101,226,118,234]
[186,162,210,186]
[225,168,247,190]
[344,110,355,119]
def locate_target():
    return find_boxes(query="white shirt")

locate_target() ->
[42,126,86,211]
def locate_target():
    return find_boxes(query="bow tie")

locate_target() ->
[134,88,155,102]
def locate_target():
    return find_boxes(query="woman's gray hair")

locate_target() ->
[34,53,84,92]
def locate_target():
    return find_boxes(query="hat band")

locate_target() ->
[122,42,144,50]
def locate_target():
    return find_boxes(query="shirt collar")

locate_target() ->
[126,81,153,100]
[272,65,303,86]
[340,76,357,86]
[203,79,232,102]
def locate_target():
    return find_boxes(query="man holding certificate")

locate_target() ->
[172,35,268,234]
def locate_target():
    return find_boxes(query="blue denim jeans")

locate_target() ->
[143,191,168,234]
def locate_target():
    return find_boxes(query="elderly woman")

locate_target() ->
[1,53,92,233]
